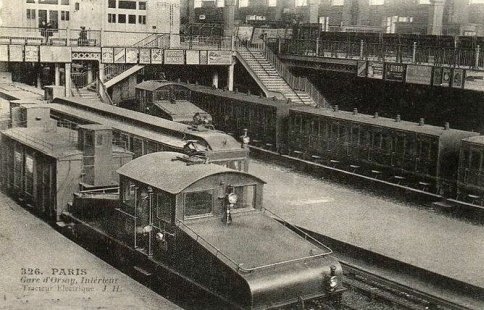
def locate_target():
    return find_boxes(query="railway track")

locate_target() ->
[339,262,471,310]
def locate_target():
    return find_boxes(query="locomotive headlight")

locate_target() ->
[328,276,338,289]
[228,193,238,204]
[242,136,250,144]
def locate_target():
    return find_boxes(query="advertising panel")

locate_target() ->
[126,48,139,63]
[113,48,126,63]
[237,26,254,42]
[464,70,484,92]
[101,48,114,63]
[357,61,367,77]
[384,63,406,82]
[164,50,184,64]
[367,61,383,79]
[200,50,208,65]
[40,46,71,63]
[151,49,163,64]
[186,50,200,65]
[0,46,8,62]
[406,65,432,85]
[24,46,39,62]
[139,49,151,64]
[452,68,464,88]
[441,68,451,87]
[9,45,23,62]
[207,50,233,65]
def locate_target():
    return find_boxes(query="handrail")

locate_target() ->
[176,210,333,274]
[235,49,285,99]
[263,43,328,107]
[98,78,115,106]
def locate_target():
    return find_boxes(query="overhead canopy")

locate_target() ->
[117,152,264,194]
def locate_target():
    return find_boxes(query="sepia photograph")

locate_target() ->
[0,0,483,309]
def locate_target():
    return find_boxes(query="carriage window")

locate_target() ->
[470,151,481,170]
[25,154,34,196]
[232,185,255,210]
[185,190,213,217]
[351,126,359,145]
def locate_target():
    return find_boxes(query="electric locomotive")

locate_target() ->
[63,152,344,309]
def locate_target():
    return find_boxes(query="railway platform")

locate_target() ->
[250,160,484,307]
[0,191,180,310]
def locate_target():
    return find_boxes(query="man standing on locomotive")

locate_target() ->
[136,189,151,251]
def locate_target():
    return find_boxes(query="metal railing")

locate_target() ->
[279,37,483,69]
[262,41,328,107]
[179,35,233,50]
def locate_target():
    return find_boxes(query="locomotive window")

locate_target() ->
[155,191,173,223]
[232,185,255,210]
[25,154,34,196]
[185,190,214,217]
[123,180,137,212]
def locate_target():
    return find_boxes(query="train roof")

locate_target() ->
[136,80,190,91]
[51,97,243,152]
[462,135,484,145]
[1,127,82,159]
[153,100,209,123]
[117,152,264,194]
[290,106,474,137]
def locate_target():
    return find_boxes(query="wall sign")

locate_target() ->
[406,65,432,85]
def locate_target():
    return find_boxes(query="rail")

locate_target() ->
[280,38,484,69]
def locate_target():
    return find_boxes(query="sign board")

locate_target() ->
[464,70,484,92]
[237,26,254,42]
[199,50,208,65]
[0,46,8,62]
[40,46,71,63]
[139,49,151,64]
[164,50,184,64]
[406,65,432,85]
[9,45,23,62]
[113,48,126,63]
[452,68,464,88]
[442,68,451,87]
[207,50,232,65]
[384,63,406,82]
[186,50,200,65]
[357,61,367,77]
[151,49,163,64]
[24,46,39,62]
[367,61,383,79]
[126,48,138,63]
[101,48,114,63]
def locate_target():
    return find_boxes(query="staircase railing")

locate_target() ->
[98,77,114,106]
[235,49,285,99]
[263,44,328,107]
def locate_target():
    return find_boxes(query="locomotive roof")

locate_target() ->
[51,97,243,152]
[117,152,264,194]
[2,126,82,159]
[291,106,474,137]
[152,100,209,123]
[136,80,190,92]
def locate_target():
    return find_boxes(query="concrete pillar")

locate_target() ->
[308,0,319,24]
[99,62,105,82]
[223,0,236,37]
[227,63,234,91]
[357,0,370,26]
[212,70,219,89]
[55,63,60,86]
[65,63,71,97]
[342,0,353,26]
[188,0,196,24]
[87,63,93,84]
[36,69,42,89]
[427,0,445,35]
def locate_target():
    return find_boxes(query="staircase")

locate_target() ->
[236,48,316,106]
